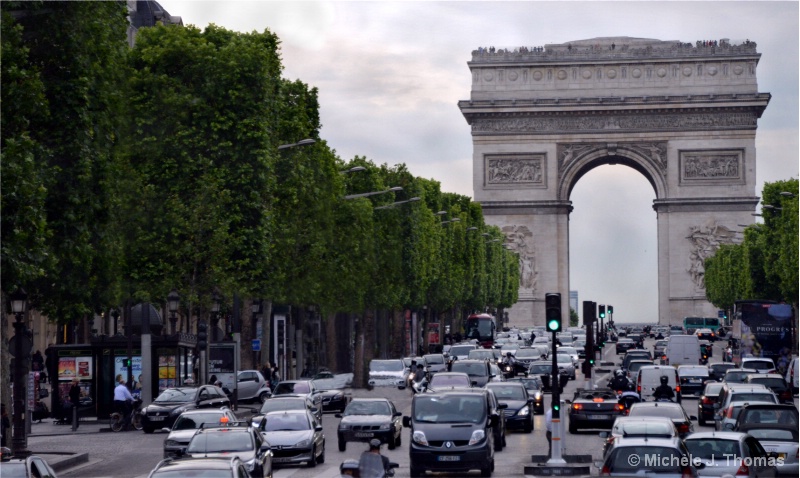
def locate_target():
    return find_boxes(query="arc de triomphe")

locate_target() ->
[458,37,770,326]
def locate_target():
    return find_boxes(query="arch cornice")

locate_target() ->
[557,142,668,200]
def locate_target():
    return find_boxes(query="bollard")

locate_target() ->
[72,405,77,431]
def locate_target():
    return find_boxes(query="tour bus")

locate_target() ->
[464,313,496,349]
[682,317,721,335]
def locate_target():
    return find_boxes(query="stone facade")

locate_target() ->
[459,37,770,327]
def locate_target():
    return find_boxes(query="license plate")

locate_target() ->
[688,378,701,383]
[437,456,461,462]
[589,414,607,419]
[355,432,374,438]
[273,458,291,463]
[150,416,164,421]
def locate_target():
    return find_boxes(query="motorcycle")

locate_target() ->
[352,456,400,477]
[501,361,516,379]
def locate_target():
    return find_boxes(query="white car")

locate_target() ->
[236,370,272,403]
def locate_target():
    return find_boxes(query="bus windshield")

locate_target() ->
[465,315,495,345]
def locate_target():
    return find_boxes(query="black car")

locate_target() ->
[506,376,545,413]
[697,381,724,426]
[312,378,349,413]
[485,382,534,433]
[708,363,736,381]
[449,359,496,388]
[567,388,626,434]
[527,361,568,393]
[148,457,249,478]
[182,422,273,478]
[403,389,503,477]
[140,385,231,433]
[336,398,402,451]
[615,338,635,355]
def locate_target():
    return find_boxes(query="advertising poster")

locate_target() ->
[158,355,177,391]
[58,357,76,381]
[427,322,441,345]
[113,356,142,383]
[209,344,236,391]
[76,357,93,379]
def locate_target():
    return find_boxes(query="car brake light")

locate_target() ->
[735,463,749,476]
[726,407,734,418]
[675,385,680,393]
[615,404,625,411]
[572,403,583,410]
[681,466,694,478]
[701,396,713,405]
[677,423,689,434]
[601,464,611,475]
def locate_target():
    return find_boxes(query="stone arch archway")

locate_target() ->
[459,37,770,326]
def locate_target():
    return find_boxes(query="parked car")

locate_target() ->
[140,385,232,433]
[182,422,273,477]
[485,381,534,433]
[567,388,626,434]
[403,390,502,477]
[162,408,237,458]
[684,431,777,477]
[236,370,272,403]
[336,398,402,451]
[627,402,695,438]
[261,410,325,468]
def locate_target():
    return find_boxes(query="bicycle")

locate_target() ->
[110,398,143,432]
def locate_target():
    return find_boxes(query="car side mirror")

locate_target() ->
[314,425,323,432]
[724,423,734,430]
[311,407,319,413]
[497,402,508,410]
[402,416,411,428]
[394,411,402,417]
[260,443,270,452]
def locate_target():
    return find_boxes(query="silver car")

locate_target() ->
[598,435,701,477]
[236,370,272,403]
[684,431,778,477]
[738,424,799,476]
[162,408,237,458]
[262,410,325,468]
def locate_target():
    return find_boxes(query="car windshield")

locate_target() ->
[629,405,685,420]
[0,463,27,478]
[274,382,310,394]
[744,360,774,370]
[264,413,311,431]
[749,378,787,389]
[450,345,476,356]
[173,413,227,430]
[519,377,542,389]
[745,428,798,441]
[188,431,253,453]
[609,446,685,473]
[259,398,305,414]
[515,349,541,358]
[153,471,233,478]
[731,393,776,403]
[468,350,495,360]
[529,365,550,374]
[369,360,404,372]
[344,401,390,416]
[487,385,525,400]
[740,408,798,425]
[556,355,571,363]
[430,375,470,387]
[451,363,488,376]
[703,383,724,395]
[685,439,741,460]
[413,396,485,424]
[614,421,673,437]
[155,388,196,403]
[679,368,708,376]
[629,362,652,372]
[424,355,444,365]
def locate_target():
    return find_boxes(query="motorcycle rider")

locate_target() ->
[502,352,517,376]
[411,364,426,392]
[652,375,675,401]
[609,370,631,391]
[359,439,391,478]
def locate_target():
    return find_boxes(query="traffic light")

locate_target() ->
[545,293,562,332]
[599,305,606,319]
[553,402,560,412]
[607,305,613,315]
[124,359,132,367]
[197,321,208,349]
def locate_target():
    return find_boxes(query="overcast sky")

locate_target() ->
[157,1,799,324]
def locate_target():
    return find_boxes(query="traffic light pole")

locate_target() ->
[548,330,565,464]
[582,301,595,390]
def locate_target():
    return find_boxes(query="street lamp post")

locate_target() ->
[10,287,31,457]
[343,186,403,200]
[168,290,180,336]
[277,138,316,150]
[340,166,366,174]
[441,218,461,225]
[211,291,222,342]
[373,197,420,210]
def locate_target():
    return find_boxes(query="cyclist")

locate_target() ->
[113,376,134,430]
[652,376,675,401]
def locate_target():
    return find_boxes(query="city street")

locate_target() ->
[27,336,760,477]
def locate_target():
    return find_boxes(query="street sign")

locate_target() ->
[718,310,725,318]
[251,339,261,352]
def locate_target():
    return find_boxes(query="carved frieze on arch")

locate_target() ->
[556,142,669,200]
[687,220,739,291]
[501,225,538,293]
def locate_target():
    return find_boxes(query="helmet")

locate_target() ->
[369,438,382,449]
[660,376,669,385]
[340,459,360,473]
[615,370,625,378]
[506,352,513,357]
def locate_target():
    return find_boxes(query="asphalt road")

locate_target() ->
[28,335,747,477]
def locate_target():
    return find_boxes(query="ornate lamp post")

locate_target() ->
[167,290,180,336]
[111,308,120,336]
[211,290,222,342]
[10,287,31,457]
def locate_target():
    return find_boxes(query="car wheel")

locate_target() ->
[481,460,493,477]
[259,392,269,404]
[338,435,346,452]
[306,445,317,468]
[569,422,578,434]
[317,443,325,464]
[395,431,402,447]
[410,466,423,477]
[525,418,534,433]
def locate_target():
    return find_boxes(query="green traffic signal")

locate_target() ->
[553,404,560,411]
[546,318,559,332]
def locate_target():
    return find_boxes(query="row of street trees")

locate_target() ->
[2,3,519,384]
[704,179,798,313]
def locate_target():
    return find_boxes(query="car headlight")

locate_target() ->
[296,438,311,448]
[517,407,530,416]
[244,458,256,471]
[165,439,179,447]
[379,423,391,431]
[412,430,429,446]
[338,423,350,431]
[534,392,543,401]
[469,430,486,446]
[169,406,187,416]
[333,392,343,399]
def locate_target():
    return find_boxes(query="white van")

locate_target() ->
[663,334,700,367]
[636,365,681,403]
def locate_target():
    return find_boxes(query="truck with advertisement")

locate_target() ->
[731,300,795,376]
